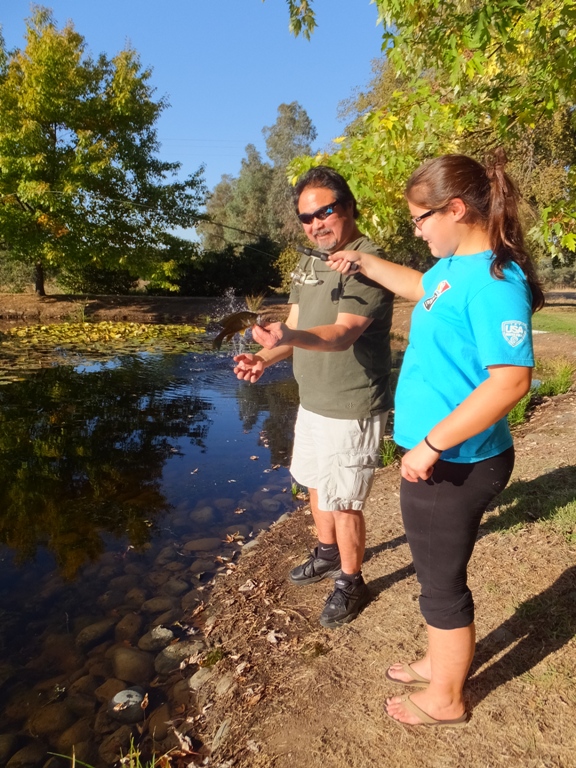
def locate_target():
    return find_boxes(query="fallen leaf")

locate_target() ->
[266,629,285,644]
[190,601,206,617]
[170,726,196,754]
[235,661,249,675]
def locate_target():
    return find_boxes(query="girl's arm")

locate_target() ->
[402,365,532,482]
[328,250,425,303]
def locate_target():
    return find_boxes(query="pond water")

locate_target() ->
[0,346,303,763]
[0,333,402,765]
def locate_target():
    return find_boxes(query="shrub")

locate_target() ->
[58,265,138,295]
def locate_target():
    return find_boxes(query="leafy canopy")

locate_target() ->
[0,7,206,292]
[281,0,576,260]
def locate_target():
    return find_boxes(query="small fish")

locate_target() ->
[213,311,261,350]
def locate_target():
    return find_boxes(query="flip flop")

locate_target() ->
[385,662,430,688]
[386,695,468,728]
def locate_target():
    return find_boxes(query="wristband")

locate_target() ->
[424,435,443,454]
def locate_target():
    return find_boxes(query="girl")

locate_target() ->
[329,151,544,727]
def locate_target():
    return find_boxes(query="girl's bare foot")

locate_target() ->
[385,689,466,726]
[385,660,431,686]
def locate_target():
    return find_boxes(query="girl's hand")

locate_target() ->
[252,322,292,350]
[327,250,363,274]
[401,442,441,483]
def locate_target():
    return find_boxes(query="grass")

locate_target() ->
[507,390,533,426]
[536,357,575,395]
[508,357,575,427]
[542,500,576,544]
[245,293,266,312]
[532,308,576,336]
[64,300,89,323]
[380,437,401,466]
[53,737,176,767]
[484,465,576,542]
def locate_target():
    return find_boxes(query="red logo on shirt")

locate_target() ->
[423,280,451,311]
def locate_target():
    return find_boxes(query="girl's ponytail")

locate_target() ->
[485,149,544,311]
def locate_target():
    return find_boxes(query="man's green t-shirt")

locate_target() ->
[288,235,394,419]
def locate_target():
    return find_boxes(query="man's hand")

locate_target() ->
[233,353,266,383]
[252,322,292,350]
[400,442,441,483]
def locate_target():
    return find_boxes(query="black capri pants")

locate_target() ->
[400,446,515,630]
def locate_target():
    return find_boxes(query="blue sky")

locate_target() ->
[2,1,384,195]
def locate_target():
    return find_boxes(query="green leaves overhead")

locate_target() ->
[284,0,576,262]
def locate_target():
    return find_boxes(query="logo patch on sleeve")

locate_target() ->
[502,320,528,347]
[423,280,451,311]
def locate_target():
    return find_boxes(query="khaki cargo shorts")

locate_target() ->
[290,406,389,512]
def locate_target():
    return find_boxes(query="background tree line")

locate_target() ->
[1,4,575,299]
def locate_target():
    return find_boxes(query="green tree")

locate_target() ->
[196,102,316,294]
[0,8,206,295]
[283,0,576,261]
[196,174,236,252]
[264,101,317,246]
[197,145,273,251]
[199,102,316,252]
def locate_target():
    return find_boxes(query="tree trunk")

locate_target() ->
[34,262,46,296]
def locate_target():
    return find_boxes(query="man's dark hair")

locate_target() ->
[293,165,359,219]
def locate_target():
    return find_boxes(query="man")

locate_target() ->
[233,166,394,628]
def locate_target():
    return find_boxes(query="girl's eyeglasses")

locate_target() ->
[411,209,436,229]
[297,200,340,225]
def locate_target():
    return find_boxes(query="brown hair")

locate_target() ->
[293,165,359,219]
[405,151,544,311]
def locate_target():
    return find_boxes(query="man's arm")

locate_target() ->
[252,311,372,352]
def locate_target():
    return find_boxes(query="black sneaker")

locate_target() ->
[288,547,342,586]
[319,578,371,629]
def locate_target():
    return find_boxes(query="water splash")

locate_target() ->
[213,288,246,319]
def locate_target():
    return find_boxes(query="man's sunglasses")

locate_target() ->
[297,200,341,225]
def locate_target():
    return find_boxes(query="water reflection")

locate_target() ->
[0,352,298,579]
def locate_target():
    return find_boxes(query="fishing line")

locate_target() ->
[2,190,339,267]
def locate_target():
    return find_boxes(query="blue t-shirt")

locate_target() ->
[394,251,535,463]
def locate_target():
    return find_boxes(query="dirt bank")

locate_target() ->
[192,388,576,768]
